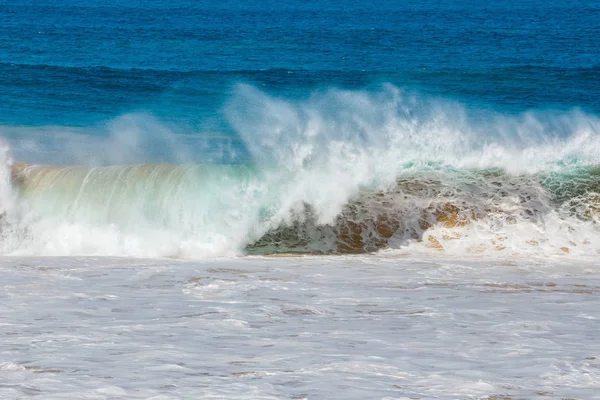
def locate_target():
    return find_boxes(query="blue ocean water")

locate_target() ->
[1,0,599,130]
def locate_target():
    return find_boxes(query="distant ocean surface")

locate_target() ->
[2,0,599,129]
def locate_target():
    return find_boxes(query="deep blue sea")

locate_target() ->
[1,0,599,163]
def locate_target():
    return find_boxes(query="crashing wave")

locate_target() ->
[2,84,600,258]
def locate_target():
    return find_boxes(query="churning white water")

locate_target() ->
[0,255,599,399]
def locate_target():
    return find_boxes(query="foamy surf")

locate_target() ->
[2,85,600,259]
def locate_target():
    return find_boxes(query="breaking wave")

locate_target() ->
[2,84,600,258]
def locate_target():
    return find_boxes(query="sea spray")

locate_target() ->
[2,85,600,258]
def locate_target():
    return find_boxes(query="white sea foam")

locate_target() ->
[0,255,598,399]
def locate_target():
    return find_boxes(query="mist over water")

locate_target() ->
[1,85,600,258]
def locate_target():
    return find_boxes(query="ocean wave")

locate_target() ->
[2,84,600,258]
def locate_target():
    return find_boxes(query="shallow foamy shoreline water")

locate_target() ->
[1,255,598,399]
